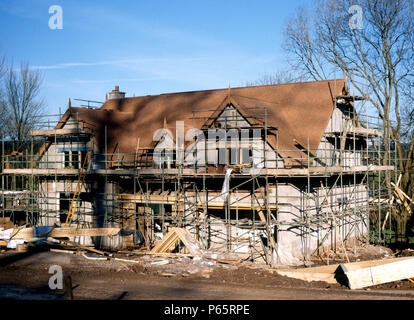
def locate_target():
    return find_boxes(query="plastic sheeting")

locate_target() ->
[221,168,233,201]
[0,228,14,240]
[119,229,145,245]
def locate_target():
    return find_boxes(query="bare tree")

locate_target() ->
[401,79,414,142]
[2,62,44,151]
[283,0,414,239]
[246,70,303,86]
[0,57,7,136]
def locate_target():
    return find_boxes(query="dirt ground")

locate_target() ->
[0,245,414,300]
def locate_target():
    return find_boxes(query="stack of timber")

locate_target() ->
[151,227,202,256]
[0,217,15,231]
[150,227,243,263]
[12,227,120,241]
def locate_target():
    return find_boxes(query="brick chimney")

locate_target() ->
[108,85,126,100]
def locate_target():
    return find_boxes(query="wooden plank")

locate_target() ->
[157,231,179,252]
[117,194,278,209]
[60,240,106,255]
[114,257,141,264]
[81,253,108,261]
[154,236,179,253]
[276,256,414,286]
[31,128,88,136]
[352,127,382,137]
[9,226,26,240]
[4,166,395,177]
[12,227,120,240]
[16,244,29,252]
[0,222,15,230]
[340,118,350,154]
[173,227,202,256]
[123,251,193,258]
[160,235,180,253]
[150,227,201,256]
[338,257,414,289]
[309,165,395,174]
[260,166,394,176]
[151,231,179,253]
[326,127,382,137]
[51,227,120,238]
[343,256,413,269]
[276,264,339,284]
[152,232,178,253]
[50,248,77,254]
[392,182,412,215]
[394,187,414,204]
[382,175,402,230]
[0,217,11,224]
[133,168,195,175]
[3,168,80,175]
[257,209,276,250]
[65,148,91,227]
[0,216,14,230]
[381,212,390,231]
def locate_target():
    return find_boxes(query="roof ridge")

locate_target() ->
[101,78,345,103]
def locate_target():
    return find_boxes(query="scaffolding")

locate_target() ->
[0,95,399,265]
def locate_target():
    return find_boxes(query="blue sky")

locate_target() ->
[0,0,308,114]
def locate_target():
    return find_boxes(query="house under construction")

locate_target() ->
[0,78,397,266]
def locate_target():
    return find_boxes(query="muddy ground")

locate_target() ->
[0,244,414,300]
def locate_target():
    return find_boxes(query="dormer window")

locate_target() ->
[60,148,87,169]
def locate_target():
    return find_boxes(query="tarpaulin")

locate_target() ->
[119,229,145,245]
[33,226,54,238]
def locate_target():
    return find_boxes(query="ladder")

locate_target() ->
[65,148,91,227]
